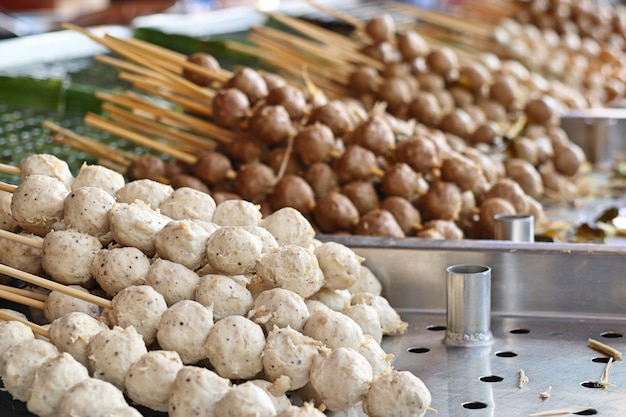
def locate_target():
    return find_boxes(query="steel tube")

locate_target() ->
[494,214,534,242]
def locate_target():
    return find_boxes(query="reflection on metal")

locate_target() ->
[494,214,534,242]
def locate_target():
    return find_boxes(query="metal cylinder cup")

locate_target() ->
[494,214,534,242]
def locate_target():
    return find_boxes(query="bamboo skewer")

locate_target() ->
[0,284,48,302]
[0,286,46,311]
[0,163,20,176]
[0,310,48,337]
[0,263,111,309]
[0,229,43,249]
[0,182,17,193]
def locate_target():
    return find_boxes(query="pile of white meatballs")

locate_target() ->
[0,154,431,417]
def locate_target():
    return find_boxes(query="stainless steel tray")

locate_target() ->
[319,235,626,416]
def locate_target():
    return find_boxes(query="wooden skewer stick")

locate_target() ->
[0,286,46,311]
[0,310,48,338]
[0,263,112,309]
[0,284,48,302]
[84,112,197,165]
[304,0,365,30]
[0,163,20,175]
[0,229,43,249]
[0,182,17,193]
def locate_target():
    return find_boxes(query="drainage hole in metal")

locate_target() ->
[479,375,503,383]
[426,325,446,331]
[581,381,605,389]
[495,351,518,358]
[509,328,530,334]
[462,401,488,410]
[574,409,598,416]
[592,357,611,363]
[407,347,430,354]
[600,331,623,339]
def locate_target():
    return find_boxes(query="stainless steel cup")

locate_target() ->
[494,214,534,242]
[445,264,493,347]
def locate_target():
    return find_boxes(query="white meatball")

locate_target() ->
[109,285,168,345]
[44,286,100,322]
[309,288,351,311]
[212,199,262,226]
[315,241,363,290]
[205,226,263,275]
[92,247,150,296]
[159,186,216,222]
[1,338,60,401]
[125,350,183,412]
[72,163,125,197]
[0,233,43,275]
[203,315,265,379]
[115,179,174,208]
[351,293,408,335]
[242,225,279,253]
[145,258,200,306]
[0,190,19,232]
[108,201,171,256]
[343,303,383,344]
[348,265,383,296]
[0,308,27,321]
[215,381,276,417]
[362,371,432,417]
[255,245,324,298]
[260,207,315,248]
[309,347,373,412]
[169,366,231,417]
[11,174,68,235]
[304,299,333,317]
[48,312,108,367]
[249,379,292,413]
[357,334,393,377]
[63,187,116,244]
[156,219,212,270]
[262,326,322,391]
[0,320,35,369]
[88,326,147,390]
[101,407,143,417]
[248,288,309,332]
[276,403,326,417]
[21,153,74,189]
[195,274,253,320]
[42,230,102,285]
[303,309,364,350]
[157,300,214,364]
[57,378,128,417]
[27,352,90,417]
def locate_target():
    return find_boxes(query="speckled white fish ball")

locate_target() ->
[159,186,216,222]
[351,293,408,335]
[343,303,383,345]
[157,300,214,364]
[0,233,43,275]
[303,308,364,350]
[155,219,212,270]
[214,381,277,417]
[357,334,393,377]
[0,320,35,369]
[44,286,100,322]
[308,288,351,312]
[276,403,326,417]
[109,285,168,345]
[212,199,262,226]
[11,174,69,235]
[260,207,315,248]
[48,311,108,367]
[115,179,173,209]
[348,265,383,296]
[72,163,125,197]
[125,350,183,412]
[195,274,253,320]
[63,186,116,244]
[92,246,150,296]
[0,190,19,232]
[145,258,200,306]
[362,371,432,417]
[42,229,102,285]
[108,201,171,256]
[248,288,309,332]
[315,241,363,290]
[168,366,231,417]
[20,153,74,189]
[205,226,263,275]
[57,378,128,417]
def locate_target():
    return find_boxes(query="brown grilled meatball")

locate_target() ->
[183,52,220,87]
[249,105,295,146]
[126,154,165,182]
[314,191,360,233]
[397,30,429,61]
[416,72,445,93]
[470,122,500,145]
[458,61,491,91]
[449,86,475,109]
[553,143,586,176]
[379,196,421,236]
[409,92,442,126]
[341,181,379,216]
[525,96,559,126]
[262,147,302,177]
[489,76,519,109]
[438,108,475,139]
[420,219,463,240]
[224,136,264,165]
[505,158,544,199]
[418,181,463,221]
[426,47,458,76]
[194,151,234,186]
[294,123,336,165]
[304,162,338,198]
[395,136,441,175]
[477,99,508,123]
[265,84,308,121]
[233,162,276,202]
[364,14,396,43]
[271,174,316,214]
[169,175,210,193]
[212,88,250,130]
[223,67,268,105]
[349,66,381,94]
[359,41,401,64]
[349,115,395,156]
[163,161,188,180]
[482,178,529,214]
[354,209,404,238]
[381,163,428,202]
[261,72,287,91]
[512,137,539,166]
[308,100,355,138]
[478,197,516,239]
[440,153,488,194]
[377,77,413,116]
[334,145,381,184]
